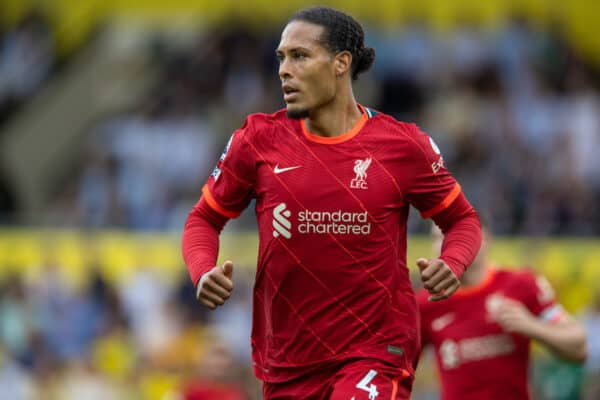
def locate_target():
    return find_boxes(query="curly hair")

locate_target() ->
[289,7,375,81]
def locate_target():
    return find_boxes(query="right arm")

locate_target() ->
[494,272,587,363]
[496,298,587,362]
[182,118,258,309]
[182,197,233,309]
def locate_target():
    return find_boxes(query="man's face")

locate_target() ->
[276,21,337,119]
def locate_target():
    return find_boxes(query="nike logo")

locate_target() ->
[274,164,301,174]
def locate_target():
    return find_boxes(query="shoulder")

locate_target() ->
[516,268,556,301]
[496,267,537,286]
[497,267,553,299]
[244,109,289,130]
[368,111,419,137]
[238,109,295,140]
[490,268,530,291]
[368,112,439,152]
[500,267,558,314]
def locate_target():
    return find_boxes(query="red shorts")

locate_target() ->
[263,359,412,400]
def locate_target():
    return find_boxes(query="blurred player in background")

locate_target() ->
[416,219,587,400]
[178,336,248,400]
[182,6,481,399]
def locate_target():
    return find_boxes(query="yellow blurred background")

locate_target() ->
[2,0,600,62]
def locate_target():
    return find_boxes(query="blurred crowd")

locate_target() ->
[0,263,260,400]
[2,260,600,400]
[0,10,56,222]
[0,10,54,126]
[42,16,600,235]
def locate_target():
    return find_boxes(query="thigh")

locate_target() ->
[263,373,331,400]
[329,360,412,400]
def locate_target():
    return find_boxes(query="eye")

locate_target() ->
[275,53,284,62]
[293,52,307,60]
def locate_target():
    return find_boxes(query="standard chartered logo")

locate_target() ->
[439,334,516,370]
[272,203,371,239]
[273,203,292,239]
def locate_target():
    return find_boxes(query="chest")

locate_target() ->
[427,290,529,344]
[426,290,533,370]
[252,136,404,214]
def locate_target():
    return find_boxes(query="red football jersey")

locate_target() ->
[203,106,463,383]
[417,267,564,400]
[181,382,247,400]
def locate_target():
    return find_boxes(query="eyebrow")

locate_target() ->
[275,46,312,54]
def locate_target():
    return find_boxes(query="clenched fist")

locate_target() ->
[417,258,460,301]
[196,260,234,309]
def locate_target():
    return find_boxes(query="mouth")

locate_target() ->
[282,85,300,102]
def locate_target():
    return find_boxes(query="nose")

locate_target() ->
[279,57,291,81]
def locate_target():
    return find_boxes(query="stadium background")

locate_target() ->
[0,0,599,399]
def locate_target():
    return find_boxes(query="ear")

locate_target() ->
[334,51,352,77]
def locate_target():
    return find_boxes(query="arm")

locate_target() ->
[401,125,481,301]
[495,299,588,363]
[182,198,234,310]
[433,191,481,278]
[182,122,257,308]
[418,192,482,300]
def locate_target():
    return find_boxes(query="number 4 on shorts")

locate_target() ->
[356,369,379,400]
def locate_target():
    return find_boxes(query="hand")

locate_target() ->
[493,298,535,335]
[196,260,234,310]
[417,258,460,301]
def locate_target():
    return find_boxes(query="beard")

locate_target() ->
[286,107,309,119]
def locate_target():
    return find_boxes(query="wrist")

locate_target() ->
[439,256,462,278]
[520,316,543,338]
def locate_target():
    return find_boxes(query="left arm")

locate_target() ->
[418,192,482,301]
[495,299,588,363]
[401,125,481,300]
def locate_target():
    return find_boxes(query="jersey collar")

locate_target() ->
[301,104,369,144]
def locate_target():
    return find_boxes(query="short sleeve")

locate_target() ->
[521,270,564,323]
[401,125,461,218]
[203,118,257,218]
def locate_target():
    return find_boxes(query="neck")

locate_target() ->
[460,259,488,287]
[304,89,362,137]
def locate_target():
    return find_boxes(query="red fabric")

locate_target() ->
[432,192,482,278]
[182,381,247,400]
[263,359,412,400]
[186,107,481,384]
[181,197,228,285]
[417,268,558,400]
